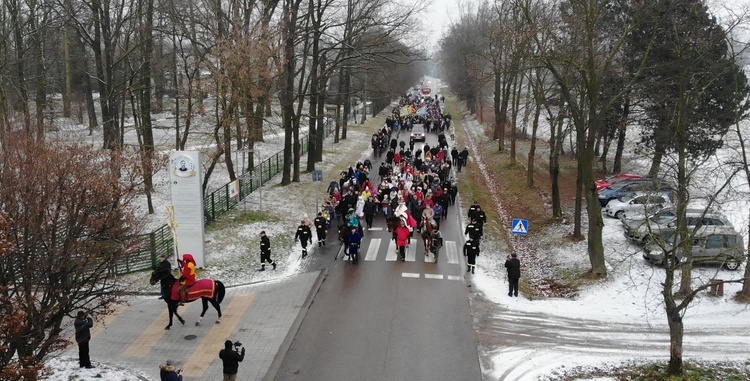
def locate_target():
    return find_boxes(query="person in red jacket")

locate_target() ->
[394,220,411,262]
[178,254,197,306]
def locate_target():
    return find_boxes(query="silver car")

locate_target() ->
[642,226,744,270]
[623,208,732,244]
[410,124,426,141]
[604,192,670,219]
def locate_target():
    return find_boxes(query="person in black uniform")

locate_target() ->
[464,218,481,250]
[314,212,328,247]
[463,238,479,274]
[295,220,313,258]
[468,201,480,221]
[259,231,276,271]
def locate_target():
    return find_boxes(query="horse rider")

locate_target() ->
[178,253,197,306]
[295,220,313,258]
[422,203,436,230]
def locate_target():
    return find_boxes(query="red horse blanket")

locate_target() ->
[171,278,216,301]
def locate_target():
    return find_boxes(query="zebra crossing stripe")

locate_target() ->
[402,272,420,278]
[365,238,381,261]
[386,240,398,261]
[405,239,417,262]
[446,241,459,264]
[447,275,462,281]
[424,274,443,280]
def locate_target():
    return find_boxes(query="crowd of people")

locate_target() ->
[291,90,467,264]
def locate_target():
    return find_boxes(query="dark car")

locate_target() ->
[597,178,674,207]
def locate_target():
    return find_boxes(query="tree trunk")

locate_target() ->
[510,72,522,166]
[140,0,155,214]
[648,141,665,178]
[527,99,541,187]
[493,68,501,141]
[63,27,73,118]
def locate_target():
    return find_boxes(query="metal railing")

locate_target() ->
[119,122,333,275]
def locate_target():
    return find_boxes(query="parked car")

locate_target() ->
[623,208,732,244]
[604,192,670,219]
[642,226,744,270]
[598,178,674,207]
[596,173,642,191]
[410,124,426,141]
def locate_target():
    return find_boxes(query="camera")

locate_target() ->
[233,340,242,349]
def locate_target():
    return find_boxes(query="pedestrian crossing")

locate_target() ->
[349,237,461,264]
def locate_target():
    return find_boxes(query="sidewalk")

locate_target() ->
[67,271,322,380]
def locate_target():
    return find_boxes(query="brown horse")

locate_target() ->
[420,216,434,256]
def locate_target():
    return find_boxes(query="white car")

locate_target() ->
[604,192,670,219]
[410,124,426,141]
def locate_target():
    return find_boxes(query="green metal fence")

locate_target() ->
[122,123,332,276]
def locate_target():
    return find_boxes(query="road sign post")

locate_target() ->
[511,218,528,236]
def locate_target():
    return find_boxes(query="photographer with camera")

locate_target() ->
[504,252,521,297]
[159,359,183,381]
[219,339,246,381]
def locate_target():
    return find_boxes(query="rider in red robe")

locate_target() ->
[178,254,197,305]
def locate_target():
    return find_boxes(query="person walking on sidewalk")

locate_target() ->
[295,220,313,258]
[219,340,245,381]
[463,238,479,274]
[505,253,521,297]
[314,212,327,247]
[74,311,94,368]
[458,147,469,172]
[259,231,276,271]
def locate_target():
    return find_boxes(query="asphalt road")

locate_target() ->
[274,129,482,380]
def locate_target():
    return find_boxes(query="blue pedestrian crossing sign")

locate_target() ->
[511,219,528,235]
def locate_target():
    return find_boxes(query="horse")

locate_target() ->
[151,273,226,330]
[421,216,434,256]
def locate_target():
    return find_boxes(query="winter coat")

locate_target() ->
[74,316,93,344]
[179,254,197,286]
[295,225,312,243]
[260,235,271,254]
[219,342,245,375]
[159,363,183,381]
[314,216,327,231]
[355,197,365,218]
[363,200,376,216]
[505,258,521,279]
[395,226,411,247]
[348,231,363,254]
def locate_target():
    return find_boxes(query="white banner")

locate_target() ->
[169,151,206,267]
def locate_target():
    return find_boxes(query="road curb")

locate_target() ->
[262,266,329,381]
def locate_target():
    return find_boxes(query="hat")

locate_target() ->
[511,253,518,258]
[166,359,175,366]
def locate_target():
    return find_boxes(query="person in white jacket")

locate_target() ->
[355,196,365,218]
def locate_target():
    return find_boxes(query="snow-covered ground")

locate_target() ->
[44,83,750,380]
